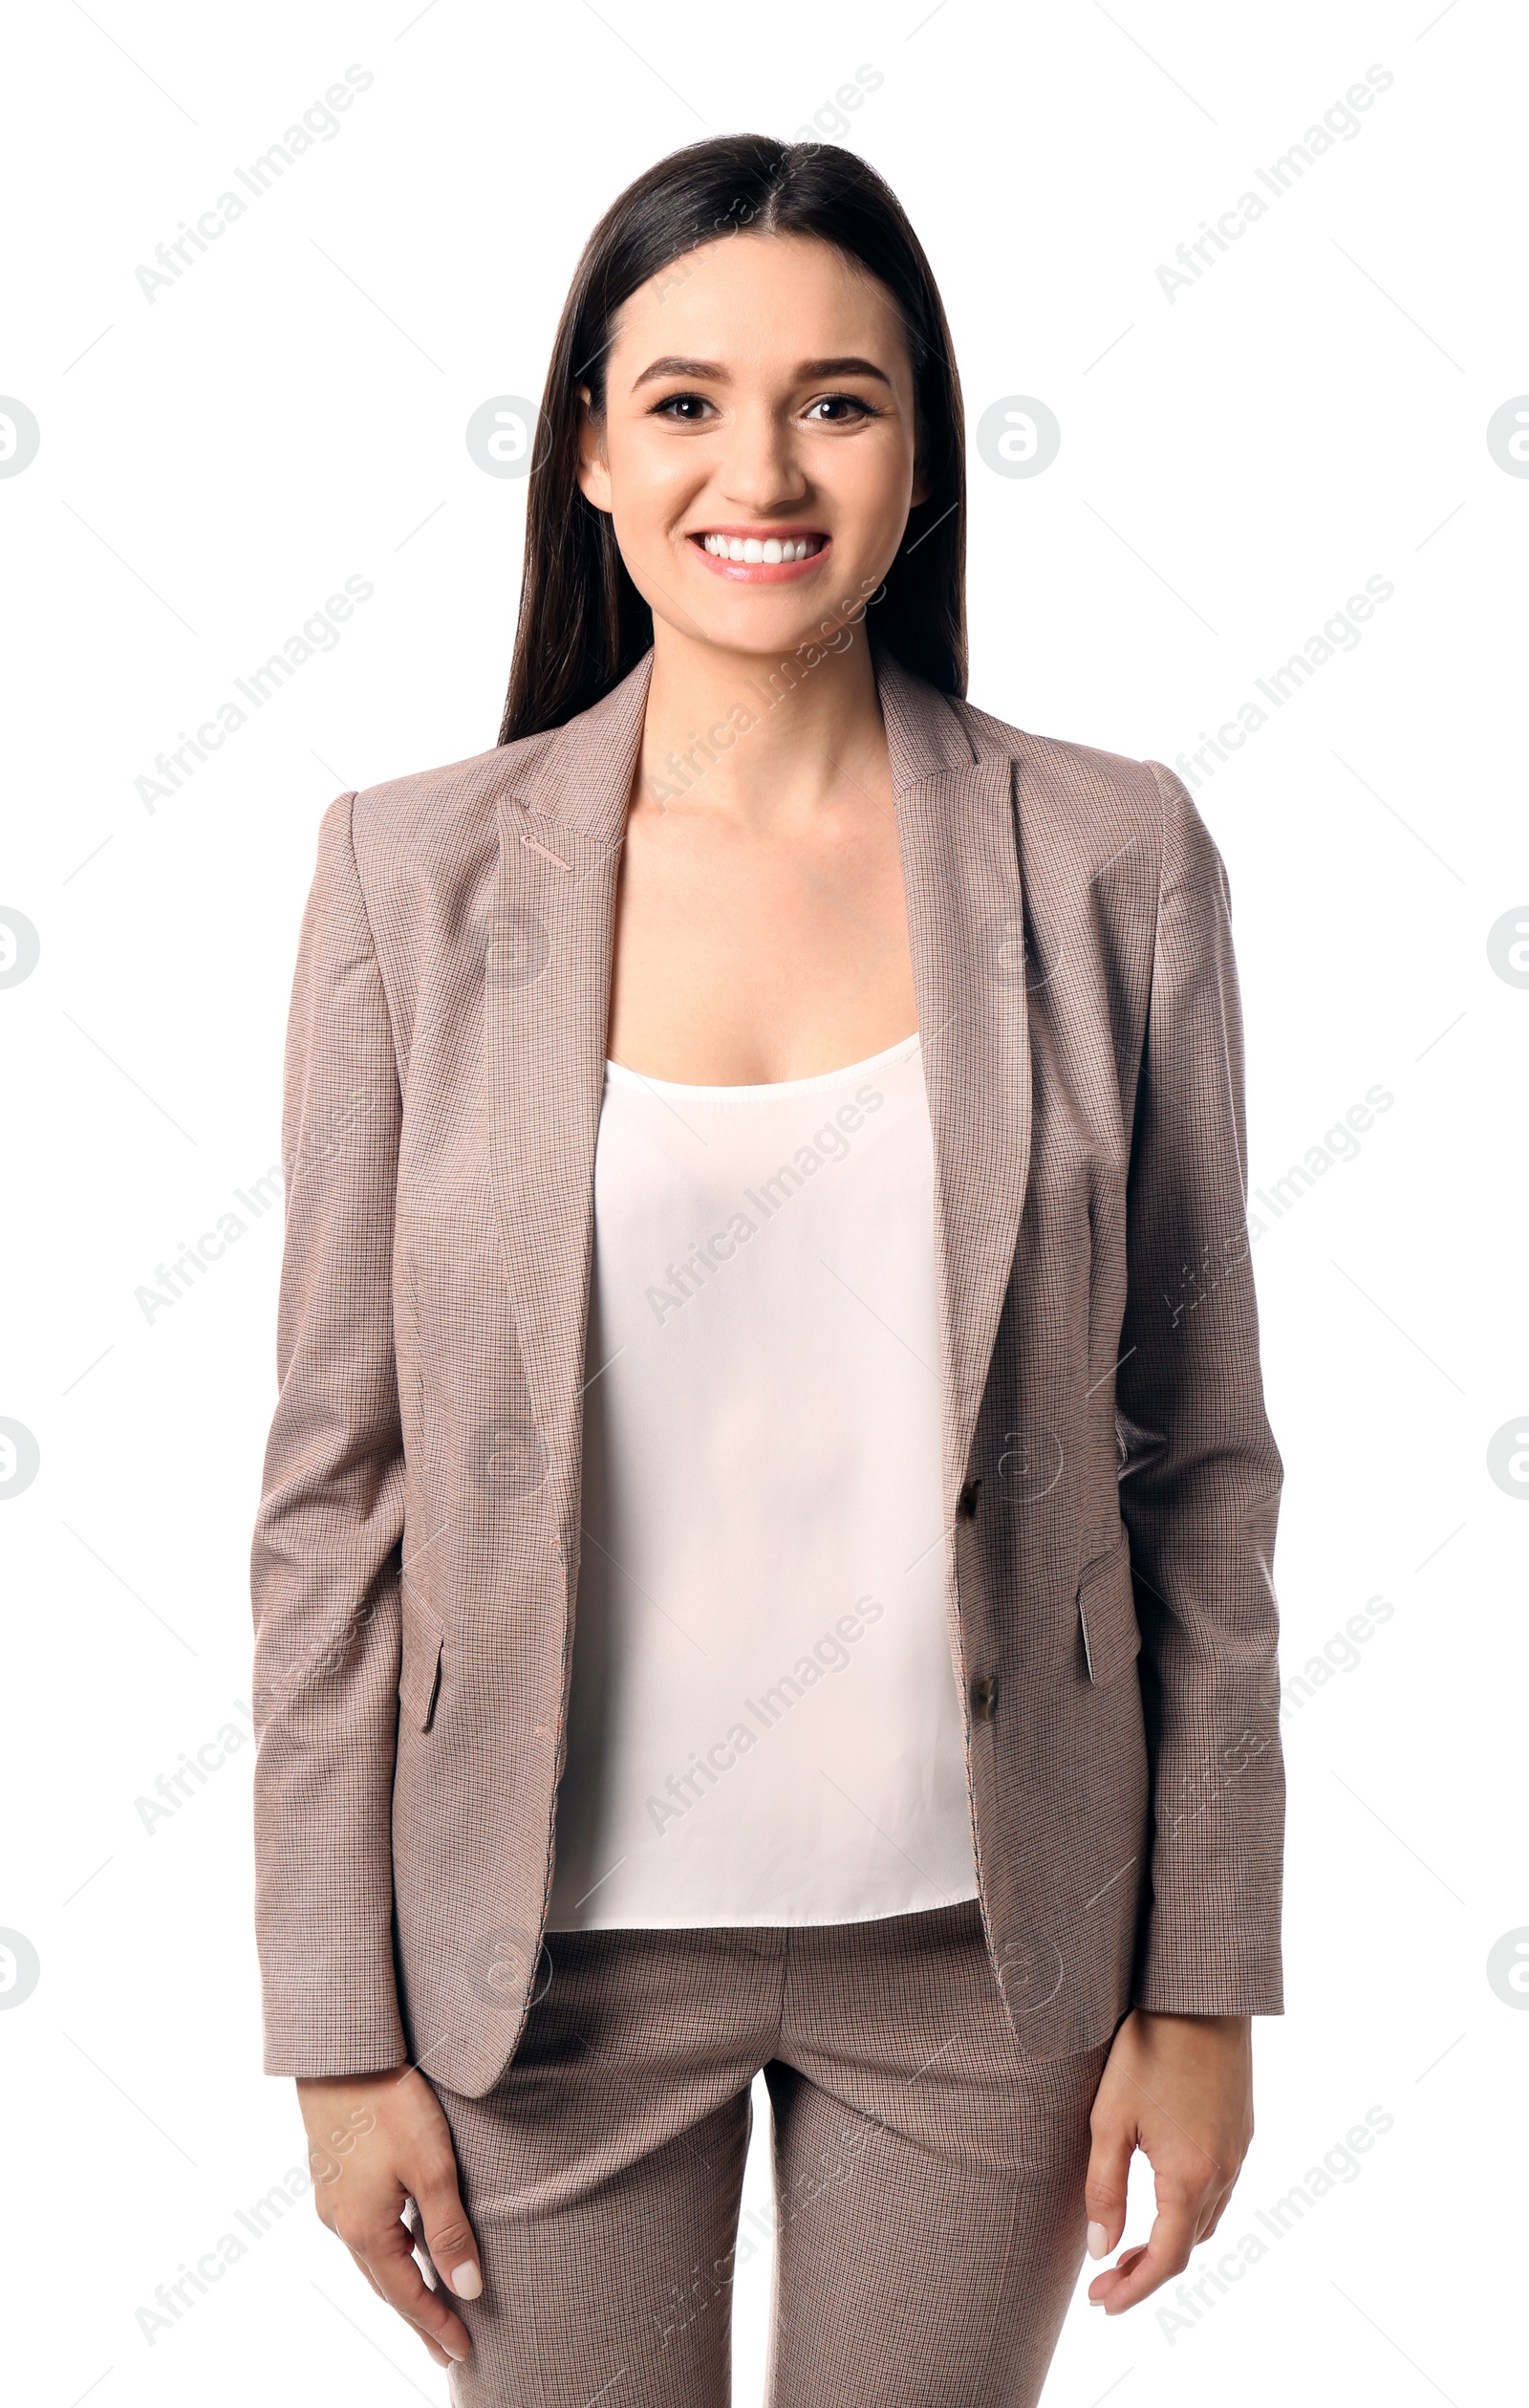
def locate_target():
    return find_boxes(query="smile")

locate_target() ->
[689,529,831,582]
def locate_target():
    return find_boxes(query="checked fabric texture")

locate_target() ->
[403,1899,1112,2408]
[249,640,1286,2102]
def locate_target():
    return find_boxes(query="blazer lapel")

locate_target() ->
[873,649,1034,1529]
[483,640,1032,1569]
[485,650,654,1563]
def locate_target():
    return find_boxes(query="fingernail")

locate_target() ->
[450,2261,483,2300]
[1087,2221,1109,2259]
[444,2337,469,2361]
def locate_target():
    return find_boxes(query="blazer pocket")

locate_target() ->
[398,1574,444,1731]
[1076,1530,1141,1686]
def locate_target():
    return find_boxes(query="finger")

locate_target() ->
[342,2234,455,2366]
[347,2252,453,2371]
[1091,2193,1203,2313]
[405,2319,455,2372]
[348,2212,473,2363]
[1086,2239,1150,2311]
[412,2163,485,2303]
[1083,2109,1136,2260]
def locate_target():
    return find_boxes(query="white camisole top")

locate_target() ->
[544,1030,980,1930]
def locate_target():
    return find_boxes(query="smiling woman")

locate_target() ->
[501,146,961,731]
[251,133,1287,2407]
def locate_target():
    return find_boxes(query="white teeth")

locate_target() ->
[700,533,822,560]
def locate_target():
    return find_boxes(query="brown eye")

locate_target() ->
[806,395,876,423]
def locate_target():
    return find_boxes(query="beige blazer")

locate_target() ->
[250,640,1285,2096]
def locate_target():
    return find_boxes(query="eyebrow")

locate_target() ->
[630,354,895,393]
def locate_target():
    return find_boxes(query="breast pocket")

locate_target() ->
[398,1574,444,1731]
[1076,1530,1141,1686]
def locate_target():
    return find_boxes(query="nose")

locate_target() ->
[716,399,809,514]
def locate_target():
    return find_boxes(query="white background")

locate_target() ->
[2,1,1522,2401]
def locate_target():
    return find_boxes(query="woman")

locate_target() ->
[250,135,1285,2405]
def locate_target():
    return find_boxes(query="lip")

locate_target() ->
[687,528,833,585]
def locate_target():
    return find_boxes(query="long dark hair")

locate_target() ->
[498,136,966,743]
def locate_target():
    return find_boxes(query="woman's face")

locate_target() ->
[577,229,930,662]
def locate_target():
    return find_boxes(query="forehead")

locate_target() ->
[608,231,909,373]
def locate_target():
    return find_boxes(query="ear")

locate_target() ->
[910,456,933,509]
[575,383,613,513]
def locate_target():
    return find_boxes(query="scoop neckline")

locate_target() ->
[603,1030,922,1102]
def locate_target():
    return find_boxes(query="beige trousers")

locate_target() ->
[406,1898,1112,2405]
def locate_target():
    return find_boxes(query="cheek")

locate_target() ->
[604,423,698,531]
[833,421,919,514]
[819,447,918,572]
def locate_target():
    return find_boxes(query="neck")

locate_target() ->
[635,617,890,829]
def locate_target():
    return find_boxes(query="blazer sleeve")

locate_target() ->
[249,790,410,2078]
[1113,761,1286,2017]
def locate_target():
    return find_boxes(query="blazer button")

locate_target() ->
[957,1478,981,1521]
[971,1674,1000,1722]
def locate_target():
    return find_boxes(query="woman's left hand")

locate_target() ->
[1083,2008,1254,2313]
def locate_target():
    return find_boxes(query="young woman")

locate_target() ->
[250,136,1285,2405]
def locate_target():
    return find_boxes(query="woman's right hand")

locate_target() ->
[296,2065,483,2369]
